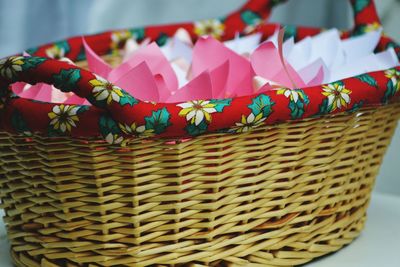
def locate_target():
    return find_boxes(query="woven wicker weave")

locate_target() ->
[1,102,399,267]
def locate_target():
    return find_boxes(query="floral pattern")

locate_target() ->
[119,122,151,136]
[46,45,65,59]
[364,22,381,33]
[177,99,231,136]
[353,0,371,13]
[383,69,400,103]
[105,133,124,145]
[385,69,400,87]
[241,10,262,34]
[144,108,171,134]
[322,83,352,112]
[356,73,378,88]
[0,56,24,79]
[231,94,274,133]
[177,100,218,126]
[0,0,398,145]
[277,88,310,119]
[0,95,6,110]
[234,113,266,133]
[99,115,124,144]
[88,75,138,107]
[53,69,81,92]
[11,110,32,136]
[111,30,132,54]
[89,76,124,105]
[194,19,225,39]
[48,105,81,133]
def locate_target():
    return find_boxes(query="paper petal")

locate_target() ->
[253,76,285,91]
[298,58,327,85]
[123,38,151,62]
[11,82,27,95]
[167,71,212,103]
[277,29,303,88]
[192,36,254,96]
[329,47,400,83]
[175,28,193,45]
[224,33,262,55]
[251,42,282,79]
[114,61,160,102]
[155,74,172,102]
[307,67,325,87]
[18,83,52,102]
[64,94,90,105]
[341,28,383,63]
[123,39,140,62]
[287,37,312,70]
[309,29,341,68]
[251,34,305,89]
[210,60,230,99]
[257,83,275,93]
[110,42,178,92]
[282,37,295,59]
[83,38,112,77]
[171,60,190,88]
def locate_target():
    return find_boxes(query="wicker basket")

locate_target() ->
[1,0,400,266]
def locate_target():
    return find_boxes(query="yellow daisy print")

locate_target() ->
[364,22,382,33]
[177,100,217,126]
[48,105,80,133]
[111,30,132,53]
[105,133,124,145]
[234,113,266,133]
[385,69,400,91]
[322,83,352,112]
[89,76,124,105]
[45,45,65,59]
[194,19,225,39]
[277,88,304,103]
[119,122,153,136]
[0,56,24,79]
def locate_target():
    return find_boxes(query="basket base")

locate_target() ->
[9,209,366,267]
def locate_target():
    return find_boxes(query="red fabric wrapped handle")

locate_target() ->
[0,0,397,145]
[232,0,381,32]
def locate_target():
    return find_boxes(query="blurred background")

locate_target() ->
[0,0,399,195]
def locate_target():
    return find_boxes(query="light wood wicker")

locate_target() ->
[1,101,399,267]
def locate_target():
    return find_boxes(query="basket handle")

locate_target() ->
[0,0,384,141]
[228,0,381,31]
[0,57,135,119]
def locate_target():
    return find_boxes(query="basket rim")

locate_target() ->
[0,0,399,144]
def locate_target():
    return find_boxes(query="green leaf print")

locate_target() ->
[354,0,370,14]
[53,69,81,92]
[185,120,208,136]
[99,115,122,138]
[11,110,31,135]
[144,108,171,134]
[383,79,396,104]
[248,94,275,117]
[241,10,261,26]
[209,98,232,112]
[119,92,139,107]
[21,57,46,71]
[355,73,378,88]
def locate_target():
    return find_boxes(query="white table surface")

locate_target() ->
[1,192,400,267]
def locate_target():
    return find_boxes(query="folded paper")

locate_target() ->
[13,27,399,105]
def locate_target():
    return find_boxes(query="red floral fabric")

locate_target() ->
[0,0,399,144]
